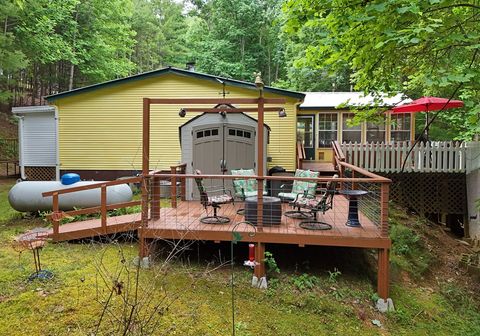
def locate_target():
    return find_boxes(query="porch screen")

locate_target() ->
[318,113,337,147]
[366,117,386,142]
[342,113,361,143]
[391,114,411,141]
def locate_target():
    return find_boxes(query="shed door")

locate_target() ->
[192,125,223,175]
[224,125,255,171]
[192,123,255,198]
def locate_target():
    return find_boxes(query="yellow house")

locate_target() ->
[13,67,413,181]
[34,67,304,180]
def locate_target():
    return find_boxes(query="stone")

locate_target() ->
[251,276,268,289]
[376,298,395,313]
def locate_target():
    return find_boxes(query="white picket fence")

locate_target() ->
[340,141,476,173]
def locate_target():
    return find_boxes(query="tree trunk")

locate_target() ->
[68,63,75,91]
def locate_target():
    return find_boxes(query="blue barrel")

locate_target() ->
[61,173,81,185]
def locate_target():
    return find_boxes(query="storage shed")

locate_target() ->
[12,106,58,180]
[179,109,269,199]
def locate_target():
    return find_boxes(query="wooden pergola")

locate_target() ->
[139,84,287,280]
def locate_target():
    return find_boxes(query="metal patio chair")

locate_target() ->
[292,175,338,230]
[278,169,319,218]
[194,169,234,224]
[231,168,267,215]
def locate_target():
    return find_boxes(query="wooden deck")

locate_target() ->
[47,195,390,249]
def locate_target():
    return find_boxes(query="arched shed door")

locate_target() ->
[192,124,255,175]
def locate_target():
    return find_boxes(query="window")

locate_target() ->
[297,116,314,148]
[391,114,411,141]
[366,118,386,142]
[318,114,338,147]
[228,128,252,139]
[197,128,218,139]
[342,113,361,143]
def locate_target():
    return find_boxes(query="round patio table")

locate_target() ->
[339,190,368,227]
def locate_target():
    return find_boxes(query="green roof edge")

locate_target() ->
[45,67,305,102]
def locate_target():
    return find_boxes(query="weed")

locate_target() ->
[264,251,280,275]
[439,282,476,312]
[292,273,319,291]
[328,268,342,283]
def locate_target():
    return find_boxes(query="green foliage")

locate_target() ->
[327,267,342,283]
[282,0,480,140]
[263,251,280,275]
[390,221,431,277]
[185,0,285,84]
[291,273,319,291]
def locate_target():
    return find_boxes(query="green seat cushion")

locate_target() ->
[291,169,319,197]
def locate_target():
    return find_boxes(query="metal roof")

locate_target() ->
[12,105,56,114]
[299,92,411,109]
[45,67,305,102]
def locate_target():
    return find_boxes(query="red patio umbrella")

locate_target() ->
[391,96,464,140]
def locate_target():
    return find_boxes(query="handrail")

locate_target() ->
[148,173,389,183]
[42,176,142,197]
[41,176,142,239]
[332,141,346,162]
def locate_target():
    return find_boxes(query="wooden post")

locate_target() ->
[256,94,264,229]
[170,165,177,208]
[181,165,186,201]
[151,175,161,220]
[140,98,150,257]
[101,184,107,234]
[380,182,390,238]
[377,248,390,299]
[52,192,59,239]
[254,242,266,279]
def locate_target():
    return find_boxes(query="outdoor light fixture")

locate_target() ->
[278,108,287,118]
[254,72,264,90]
[178,108,186,117]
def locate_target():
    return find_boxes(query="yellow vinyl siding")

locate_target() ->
[54,74,298,171]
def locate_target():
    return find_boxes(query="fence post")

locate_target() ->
[170,166,177,208]
[52,192,59,239]
[380,182,390,238]
[101,184,107,233]
[151,174,161,220]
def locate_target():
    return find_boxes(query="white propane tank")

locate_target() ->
[8,181,133,212]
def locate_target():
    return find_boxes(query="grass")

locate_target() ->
[0,180,480,335]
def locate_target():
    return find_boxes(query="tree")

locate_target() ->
[185,0,285,84]
[0,0,28,104]
[132,0,189,72]
[282,0,480,140]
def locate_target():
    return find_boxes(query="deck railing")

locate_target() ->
[340,141,469,173]
[42,176,142,238]
[333,141,391,238]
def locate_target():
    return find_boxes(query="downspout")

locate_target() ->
[14,114,25,180]
[54,105,60,180]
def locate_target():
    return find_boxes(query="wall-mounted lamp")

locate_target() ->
[179,108,186,117]
[278,108,287,118]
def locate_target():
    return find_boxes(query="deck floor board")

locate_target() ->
[46,195,390,248]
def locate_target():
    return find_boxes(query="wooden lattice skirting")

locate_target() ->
[382,173,466,215]
[24,166,56,181]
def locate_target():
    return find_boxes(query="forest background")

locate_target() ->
[0,0,478,140]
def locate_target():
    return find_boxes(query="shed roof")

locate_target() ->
[299,92,411,109]
[45,67,305,102]
[12,105,56,114]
